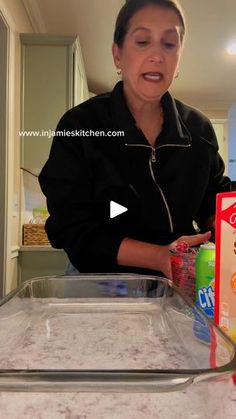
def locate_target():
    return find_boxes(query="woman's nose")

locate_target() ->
[148,47,164,64]
[148,55,164,63]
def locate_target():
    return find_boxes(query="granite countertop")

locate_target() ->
[0,386,235,419]
[0,296,235,418]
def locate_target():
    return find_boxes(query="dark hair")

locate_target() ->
[114,0,185,48]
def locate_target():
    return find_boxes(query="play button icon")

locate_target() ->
[110,201,128,219]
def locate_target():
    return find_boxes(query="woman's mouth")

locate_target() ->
[142,72,163,82]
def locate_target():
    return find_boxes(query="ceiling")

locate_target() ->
[22,0,236,112]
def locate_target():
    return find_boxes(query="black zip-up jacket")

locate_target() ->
[39,81,230,273]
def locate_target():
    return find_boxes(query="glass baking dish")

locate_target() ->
[0,274,235,399]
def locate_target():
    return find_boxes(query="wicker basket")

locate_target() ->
[23,224,50,246]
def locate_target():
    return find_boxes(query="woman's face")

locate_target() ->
[112,5,184,103]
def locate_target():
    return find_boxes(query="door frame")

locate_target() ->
[0,12,9,297]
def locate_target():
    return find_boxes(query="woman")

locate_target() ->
[39,0,230,278]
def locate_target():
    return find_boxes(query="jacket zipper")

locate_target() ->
[151,147,156,163]
[125,143,190,233]
[148,150,173,232]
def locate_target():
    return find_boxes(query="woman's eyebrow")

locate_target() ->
[164,28,180,35]
[130,27,150,35]
[130,27,180,35]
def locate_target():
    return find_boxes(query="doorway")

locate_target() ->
[0,12,9,297]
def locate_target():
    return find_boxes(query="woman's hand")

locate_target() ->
[170,230,211,250]
[158,231,211,279]
[117,231,211,279]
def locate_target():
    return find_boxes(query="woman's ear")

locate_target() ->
[112,42,121,70]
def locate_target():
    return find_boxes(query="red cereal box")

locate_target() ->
[215,192,236,338]
[214,192,236,380]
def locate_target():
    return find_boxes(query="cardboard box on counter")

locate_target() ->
[215,191,236,344]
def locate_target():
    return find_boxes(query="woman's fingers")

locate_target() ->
[162,231,212,278]
[178,231,211,246]
[170,231,211,250]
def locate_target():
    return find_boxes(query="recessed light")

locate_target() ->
[226,42,236,55]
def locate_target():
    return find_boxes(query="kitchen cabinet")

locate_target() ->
[19,34,88,283]
[20,33,89,171]
[19,163,70,284]
[19,247,69,283]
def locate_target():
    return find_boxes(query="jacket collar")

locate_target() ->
[110,81,191,147]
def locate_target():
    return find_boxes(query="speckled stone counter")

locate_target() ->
[0,293,235,419]
[0,386,235,419]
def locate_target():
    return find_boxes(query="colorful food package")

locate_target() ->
[213,192,236,381]
[215,191,236,343]
[170,241,197,301]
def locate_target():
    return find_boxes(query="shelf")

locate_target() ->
[20,245,64,252]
